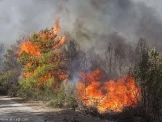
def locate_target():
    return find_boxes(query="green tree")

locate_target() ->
[134,40,162,122]
[0,42,21,96]
[18,20,67,99]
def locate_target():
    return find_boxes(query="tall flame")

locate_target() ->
[53,18,60,35]
[77,69,141,113]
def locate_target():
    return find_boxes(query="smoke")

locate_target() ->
[60,0,162,51]
[0,0,61,48]
[0,0,162,51]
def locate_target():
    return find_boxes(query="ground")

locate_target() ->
[0,96,113,122]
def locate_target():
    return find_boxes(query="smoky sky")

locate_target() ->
[0,0,162,51]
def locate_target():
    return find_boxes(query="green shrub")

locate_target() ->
[47,83,78,109]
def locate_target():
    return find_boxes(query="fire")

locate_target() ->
[19,18,66,57]
[39,73,52,84]
[18,19,67,89]
[54,36,66,49]
[25,62,32,68]
[77,69,141,113]
[53,18,60,35]
[19,40,40,57]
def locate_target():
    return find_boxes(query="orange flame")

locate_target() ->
[19,41,40,57]
[53,18,60,35]
[39,73,52,84]
[23,72,34,78]
[77,69,141,113]
[25,62,32,68]
[54,36,66,49]
[18,19,68,89]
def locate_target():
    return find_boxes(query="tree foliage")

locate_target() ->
[18,20,68,96]
[134,39,162,122]
[0,42,21,95]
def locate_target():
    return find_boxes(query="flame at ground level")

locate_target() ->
[77,69,141,113]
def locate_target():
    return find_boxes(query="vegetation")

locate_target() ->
[0,42,21,95]
[0,19,162,122]
[134,39,162,122]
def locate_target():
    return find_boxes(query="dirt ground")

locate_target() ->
[0,96,113,122]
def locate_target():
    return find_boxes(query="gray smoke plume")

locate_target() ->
[0,0,162,51]
[60,0,162,51]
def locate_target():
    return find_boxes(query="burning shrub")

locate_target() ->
[77,69,141,114]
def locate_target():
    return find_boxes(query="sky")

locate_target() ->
[0,0,162,50]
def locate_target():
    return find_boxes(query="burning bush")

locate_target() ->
[77,69,141,113]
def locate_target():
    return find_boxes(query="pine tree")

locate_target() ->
[18,19,67,94]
